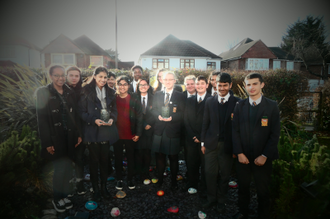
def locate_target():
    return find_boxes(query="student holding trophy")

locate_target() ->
[78,66,118,201]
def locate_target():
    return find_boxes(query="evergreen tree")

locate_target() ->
[281,15,330,80]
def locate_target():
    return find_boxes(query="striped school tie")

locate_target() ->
[198,97,202,104]
[252,101,257,106]
[165,93,170,107]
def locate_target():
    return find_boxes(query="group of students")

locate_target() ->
[36,64,280,219]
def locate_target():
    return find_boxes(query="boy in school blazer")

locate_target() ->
[184,76,210,191]
[200,72,240,213]
[232,73,280,219]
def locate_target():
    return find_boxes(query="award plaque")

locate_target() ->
[161,106,170,118]
[100,109,110,123]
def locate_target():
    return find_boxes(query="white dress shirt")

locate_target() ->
[218,92,230,104]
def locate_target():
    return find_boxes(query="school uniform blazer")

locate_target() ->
[78,84,119,144]
[36,83,81,161]
[184,93,211,144]
[151,90,185,138]
[232,97,280,161]
[201,94,240,153]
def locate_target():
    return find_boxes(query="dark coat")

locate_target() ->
[120,93,143,137]
[151,90,185,138]
[184,93,211,143]
[232,97,280,160]
[201,94,240,154]
[36,83,81,161]
[78,84,119,144]
[136,93,155,148]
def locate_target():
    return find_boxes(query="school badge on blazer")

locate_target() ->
[261,116,268,126]
[231,113,234,120]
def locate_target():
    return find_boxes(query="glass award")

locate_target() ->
[100,109,110,123]
[161,106,170,119]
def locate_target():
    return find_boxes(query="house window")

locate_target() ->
[286,61,294,70]
[273,60,281,69]
[152,58,169,69]
[51,53,75,65]
[180,59,195,68]
[207,62,216,70]
[90,56,104,66]
[245,58,269,70]
[0,46,15,58]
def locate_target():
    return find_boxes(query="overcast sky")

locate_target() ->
[1,0,329,63]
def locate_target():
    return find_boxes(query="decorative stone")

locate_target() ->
[110,207,121,217]
[107,176,115,181]
[116,191,126,198]
[188,188,197,194]
[143,179,151,185]
[198,210,207,219]
[42,209,57,215]
[176,175,183,181]
[152,178,158,183]
[167,206,179,213]
[85,201,98,211]
[229,181,238,188]
[157,190,164,196]
[84,174,90,181]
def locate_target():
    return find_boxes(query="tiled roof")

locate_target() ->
[42,34,84,54]
[141,34,220,58]
[268,47,296,60]
[219,38,258,61]
[73,35,109,57]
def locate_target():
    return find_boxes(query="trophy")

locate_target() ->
[100,109,110,123]
[161,106,170,119]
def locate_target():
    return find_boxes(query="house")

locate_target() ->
[220,38,301,71]
[139,34,221,70]
[42,34,114,69]
[0,35,41,68]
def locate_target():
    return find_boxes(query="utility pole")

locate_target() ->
[115,0,118,69]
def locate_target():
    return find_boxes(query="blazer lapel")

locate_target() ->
[224,95,236,124]
[211,96,219,122]
[253,97,267,130]
[242,99,250,139]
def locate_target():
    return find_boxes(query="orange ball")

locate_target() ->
[157,190,164,196]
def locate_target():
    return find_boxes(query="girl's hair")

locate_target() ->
[206,71,220,93]
[137,77,153,96]
[49,65,65,75]
[153,68,166,93]
[115,75,130,94]
[88,66,109,88]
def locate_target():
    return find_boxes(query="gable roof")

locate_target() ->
[268,47,296,60]
[0,35,40,51]
[141,34,220,58]
[73,35,109,57]
[42,34,84,54]
[219,38,259,61]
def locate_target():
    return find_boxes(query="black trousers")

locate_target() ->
[156,152,178,185]
[52,157,73,201]
[113,139,135,181]
[74,143,85,180]
[204,141,233,204]
[88,143,109,184]
[135,148,151,177]
[236,158,272,219]
[186,139,205,189]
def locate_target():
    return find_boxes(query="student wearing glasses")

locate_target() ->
[113,76,143,190]
[135,78,155,183]
[36,65,82,212]
[151,71,185,190]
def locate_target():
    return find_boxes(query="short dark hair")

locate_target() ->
[216,72,232,83]
[131,65,143,74]
[245,72,264,83]
[94,66,109,76]
[116,75,130,85]
[108,71,116,79]
[196,75,208,84]
[49,65,65,75]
